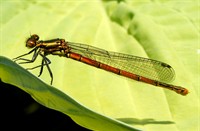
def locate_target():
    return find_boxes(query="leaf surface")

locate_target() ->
[0,1,199,130]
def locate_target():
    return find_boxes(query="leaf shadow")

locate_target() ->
[116,118,175,125]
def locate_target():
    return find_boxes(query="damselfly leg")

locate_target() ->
[13,47,53,84]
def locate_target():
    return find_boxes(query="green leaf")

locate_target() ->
[0,56,138,130]
[0,1,199,130]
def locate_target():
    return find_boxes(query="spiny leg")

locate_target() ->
[37,53,53,84]
[26,54,51,71]
[13,47,39,64]
[38,57,45,77]
[45,58,53,85]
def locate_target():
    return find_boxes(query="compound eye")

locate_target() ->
[26,39,36,48]
[32,34,39,41]
[26,34,39,48]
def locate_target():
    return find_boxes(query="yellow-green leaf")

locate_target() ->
[0,1,199,130]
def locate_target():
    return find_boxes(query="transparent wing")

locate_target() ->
[67,42,175,82]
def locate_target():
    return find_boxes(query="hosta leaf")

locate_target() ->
[0,1,199,130]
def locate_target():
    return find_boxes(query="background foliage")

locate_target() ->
[0,0,199,130]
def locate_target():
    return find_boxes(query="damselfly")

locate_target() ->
[13,34,189,96]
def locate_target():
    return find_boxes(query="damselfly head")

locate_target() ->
[26,34,39,48]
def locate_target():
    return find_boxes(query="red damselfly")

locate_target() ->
[13,34,189,96]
